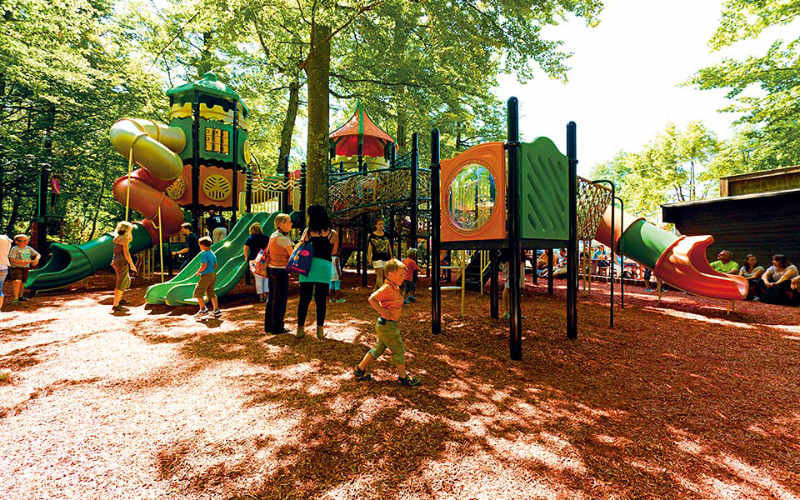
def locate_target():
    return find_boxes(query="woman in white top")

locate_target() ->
[760,254,798,305]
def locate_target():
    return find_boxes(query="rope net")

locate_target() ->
[577,177,613,241]
[328,168,431,225]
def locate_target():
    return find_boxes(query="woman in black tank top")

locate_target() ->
[296,205,338,340]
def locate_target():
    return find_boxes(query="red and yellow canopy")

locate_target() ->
[329,102,394,158]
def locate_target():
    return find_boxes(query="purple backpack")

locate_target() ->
[286,241,314,276]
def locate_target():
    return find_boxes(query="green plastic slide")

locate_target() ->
[25,224,153,291]
[145,211,277,306]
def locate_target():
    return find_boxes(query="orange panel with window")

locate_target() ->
[440,142,506,243]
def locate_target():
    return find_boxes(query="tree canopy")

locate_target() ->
[1,0,605,237]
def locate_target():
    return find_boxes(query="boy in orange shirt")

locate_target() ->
[401,247,420,304]
[354,258,420,386]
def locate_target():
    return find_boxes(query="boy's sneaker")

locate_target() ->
[212,309,222,319]
[398,375,421,387]
[353,367,372,381]
[336,298,346,303]
[194,308,209,319]
[18,296,29,302]
[408,296,416,302]
[403,298,411,304]
[111,305,127,313]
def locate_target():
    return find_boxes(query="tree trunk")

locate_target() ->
[197,31,214,78]
[278,74,301,170]
[395,87,407,153]
[304,23,331,207]
[6,194,19,234]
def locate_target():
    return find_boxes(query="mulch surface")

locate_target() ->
[1,273,799,498]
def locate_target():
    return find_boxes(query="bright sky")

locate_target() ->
[495,0,793,176]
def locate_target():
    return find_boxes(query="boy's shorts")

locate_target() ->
[9,267,28,282]
[330,280,341,291]
[368,318,405,365]
[194,272,217,299]
[402,280,415,293]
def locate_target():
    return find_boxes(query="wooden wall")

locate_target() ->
[662,190,800,268]
[720,166,800,197]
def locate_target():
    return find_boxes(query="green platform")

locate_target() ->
[144,211,277,306]
[518,137,569,242]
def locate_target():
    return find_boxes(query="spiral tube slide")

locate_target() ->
[594,205,749,301]
[25,119,186,291]
[109,118,186,241]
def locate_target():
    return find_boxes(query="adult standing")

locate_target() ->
[0,234,11,311]
[264,213,293,334]
[760,254,798,305]
[296,204,338,340]
[171,223,199,269]
[243,222,269,302]
[206,209,228,243]
[111,221,137,312]
[367,217,392,289]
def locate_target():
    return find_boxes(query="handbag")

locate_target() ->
[253,248,270,277]
[287,240,314,276]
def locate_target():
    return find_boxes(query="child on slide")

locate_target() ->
[354,259,420,387]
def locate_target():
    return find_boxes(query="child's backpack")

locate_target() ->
[253,248,270,277]
[287,241,314,276]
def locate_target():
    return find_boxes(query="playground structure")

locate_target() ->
[26,73,292,294]
[428,97,750,358]
[319,97,752,360]
[327,102,431,286]
[23,71,750,325]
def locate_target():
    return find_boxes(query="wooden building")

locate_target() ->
[662,167,800,267]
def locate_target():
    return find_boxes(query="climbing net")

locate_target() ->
[577,177,613,241]
[328,168,431,224]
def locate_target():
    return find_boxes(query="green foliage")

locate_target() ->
[0,0,605,238]
[691,0,800,172]
[590,122,718,217]
[0,0,164,241]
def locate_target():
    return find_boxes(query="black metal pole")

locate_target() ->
[532,248,538,284]
[191,90,201,233]
[593,180,615,328]
[507,97,522,360]
[617,196,625,309]
[299,162,307,218]
[231,100,239,225]
[431,128,442,335]
[566,122,578,340]
[281,156,290,212]
[547,248,554,295]
[490,249,499,319]
[410,133,419,249]
[361,214,368,287]
[246,165,253,213]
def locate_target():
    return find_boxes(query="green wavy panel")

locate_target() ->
[519,137,569,241]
